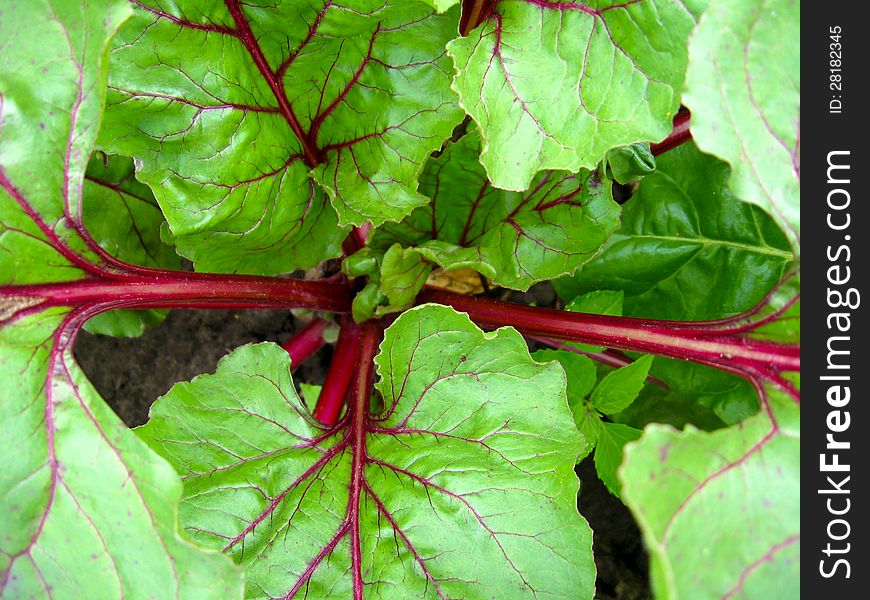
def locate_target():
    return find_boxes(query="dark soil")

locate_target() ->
[75,303,650,599]
[74,309,329,426]
[577,459,651,600]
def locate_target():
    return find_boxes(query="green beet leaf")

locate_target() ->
[370,129,621,292]
[0,312,242,598]
[101,0,465,274]
[620,291,800,597]
[534,346,651,496]
[683,0,800,250]
[533,348,598,459]
[448,0,697,190]
[138,305,596,599]
[0,0,242,596]
[621,384,799,598]
[556,143,793,320]
[613,272,798,432]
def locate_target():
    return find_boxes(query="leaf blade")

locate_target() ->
[0,1,243,595]
[556,143,793,320]
[683,0,800,249]
[101,1,464,274]
[448,0,697,189]
[138,305,596,598]
[621,385,799,599]
[372,129,621,292]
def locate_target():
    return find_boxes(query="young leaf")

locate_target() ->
[590,354,654,414]
[621,384,799,598]
[343,244,434,321]
[447,0,697,190]
[683,0,800,249]
[605,143,656,185]
[371,130,621,290]
[534,349,597,405]
[594,422,642,496]
[0,1,242,596]
[82,155,180,337]
[556,143,793,320]
[138,305,595,599]
[101,1,464,274]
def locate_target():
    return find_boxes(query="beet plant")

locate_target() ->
[0,0,799,598]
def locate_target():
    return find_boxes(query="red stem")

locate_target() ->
[0,272,352,319]
[460,0,500,35]
[417,288,799,377]
[651,109,692,156]
[346,319,380,598]
[313,316,362,425]
[282,317,330,370]
[341,225,370,257]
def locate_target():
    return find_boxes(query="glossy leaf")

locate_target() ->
[371,130,621,290]
[621,385,799,598]
[138,305,595,599]
[101,0,464,274]
[448,0,697,190]
[83,155,180,337]
[556,143,793,320]
[0,0,242,596]
[616,359,756,430]
[683,0,800,249]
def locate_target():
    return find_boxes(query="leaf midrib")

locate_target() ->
[617,232,793,260]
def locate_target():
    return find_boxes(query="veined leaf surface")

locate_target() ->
[683,0,800,249]
[556,143,793,320]
[82,155,180,337]
[0,1,242,596]
[448,0,697,190]
[621,384,799,599]
[372,130,621,291]
[138,305,595,599]
[102,0,465,274]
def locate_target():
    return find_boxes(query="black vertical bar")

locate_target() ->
[804,3,868,596]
